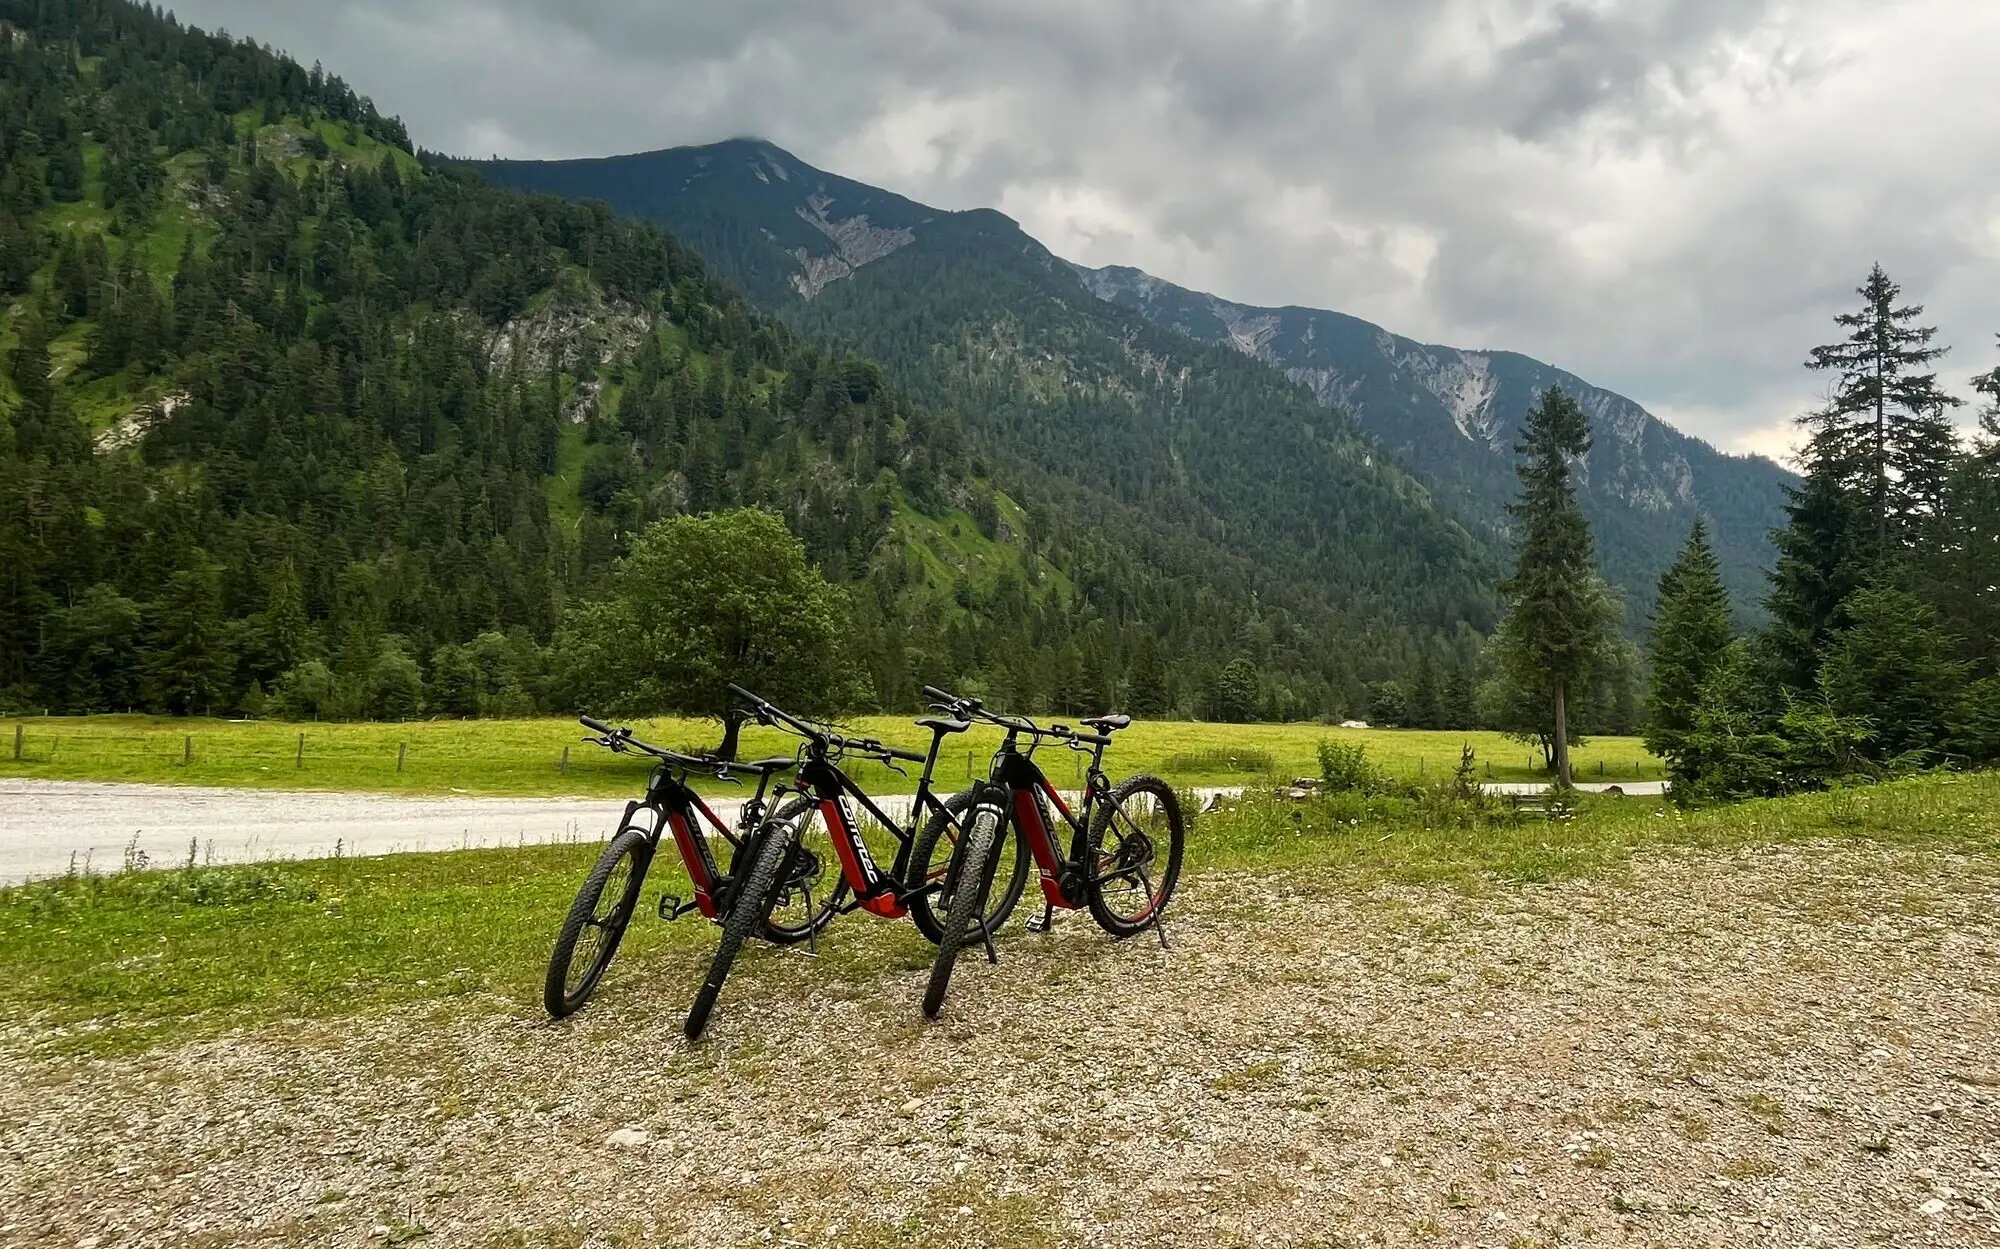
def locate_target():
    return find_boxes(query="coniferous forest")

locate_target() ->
[1,0,1995,793]
[0,0,1502,727]
[1643,266,2000,789]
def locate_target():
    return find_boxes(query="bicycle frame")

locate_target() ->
[601,751,787,921]
[989,729,1114,910]
[796,733,983,920]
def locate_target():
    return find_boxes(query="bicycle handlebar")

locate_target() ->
[922,684,1110,746]
[728,687,926,767]
[575,714,763,776]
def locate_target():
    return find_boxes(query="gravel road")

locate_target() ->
[0,779,1660,885]
[3,841,1995,1247]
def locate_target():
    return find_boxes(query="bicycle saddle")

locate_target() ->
[1082,714,1131,732]
[915,716,971,735]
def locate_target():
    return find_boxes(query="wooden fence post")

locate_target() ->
[398,742,408,773]
[183,735,193,766]
[296,732,305,769]
[559,745,569,774]
[12,723,21,761]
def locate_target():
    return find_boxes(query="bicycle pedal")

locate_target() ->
[657,893,699,921]
[1026,904,1056,934]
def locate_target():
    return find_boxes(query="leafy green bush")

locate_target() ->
[1317,740,1389,794]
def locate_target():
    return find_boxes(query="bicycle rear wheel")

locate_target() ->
[908,789,1026,944]
[759,795,848,945]
[685,820,795,1042]
[921,811,1001,1020]
[1083,776,1184,938]
[544,828,653,1019]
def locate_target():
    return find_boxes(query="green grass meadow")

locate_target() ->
[2,767,1993,1056]
[0,713,1663,797]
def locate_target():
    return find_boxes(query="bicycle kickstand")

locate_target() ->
[803,883,821,958]
[1026,903,1055,934]
[979,921,1000,966]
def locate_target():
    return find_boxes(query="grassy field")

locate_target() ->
[0,713,1662,797]
[1,769,1992,1056]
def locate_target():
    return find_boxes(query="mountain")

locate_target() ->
[1,2,1511,725]
[471,142,1510,662]
[0,1,1216,720]
[472,140,1791,622]
[1069,265,1795,613]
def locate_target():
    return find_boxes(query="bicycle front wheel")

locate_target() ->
[907,789,1027,944]
[922,810,1001,1020]
[759,795,849,945]
[1083,776,1184,938]
[685,820,795,1042]
[544,827,653,1019]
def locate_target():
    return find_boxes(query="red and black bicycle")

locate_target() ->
[917,685,1185,1020]
[682,684,1031,1040]
[543,715,813,1019]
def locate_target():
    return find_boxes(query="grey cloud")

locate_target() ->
[171,0,2000,457]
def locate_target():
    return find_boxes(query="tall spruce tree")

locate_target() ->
[1644,520,1734,788]
[1804,264,1963,546]
[1125,633,1171,718]
[1764,454,1874,690]
[1495,386,1619,787]
[1408,653,1442,730]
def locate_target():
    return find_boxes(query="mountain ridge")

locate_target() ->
[1068,263,1795,614]
[470,138,1792,620]
[470,138,1512,660]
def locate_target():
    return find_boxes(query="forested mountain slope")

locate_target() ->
[1072,265,1795,614]
[469,142,1505,656]
[1,1,1467,721]
[471,140,1790,621]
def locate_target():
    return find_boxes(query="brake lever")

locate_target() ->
[882,757,910,777]
[715,768,744,787]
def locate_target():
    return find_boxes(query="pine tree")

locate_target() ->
[1443,665,1478,730]
[1408,654,1442,730]
[1819,587,1966,763]
[1764,452,1873,690]
[1494,386,1619,787]
[148,560,231,715]
[264,557,311,670]
[1644,520,1734,787]
[1804,264,1963,545]
[1125,633,1171,718]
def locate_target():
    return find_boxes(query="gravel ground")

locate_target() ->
[4,841,1997,1248]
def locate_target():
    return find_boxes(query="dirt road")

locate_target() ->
[3,841,1996,1247]
[0,780,1660,885]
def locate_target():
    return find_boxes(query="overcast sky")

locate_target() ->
[173,0,2000,462]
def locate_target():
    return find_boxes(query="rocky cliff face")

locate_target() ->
[787,192,916,298]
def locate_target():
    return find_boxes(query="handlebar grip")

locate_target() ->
[579,714,611,734]
[726,682,760,703]
[921,684,954,702]
[888,745,926,763]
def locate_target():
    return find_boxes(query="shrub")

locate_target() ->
[1317,740,1388,794]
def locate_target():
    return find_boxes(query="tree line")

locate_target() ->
[1638,265,2000,793]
